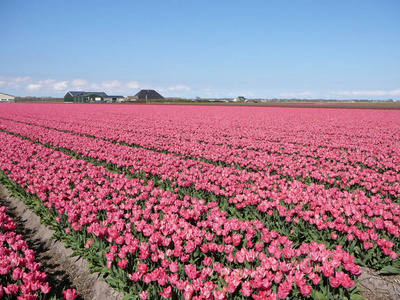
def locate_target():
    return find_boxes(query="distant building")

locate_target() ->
[134,89,164,101]
[64,91,124,103]
[105,94,125,103]
[125,95,146,103]
[0,92,15,102]
[232,96,246,102]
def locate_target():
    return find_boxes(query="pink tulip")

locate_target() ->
[139,291,148,300]
[160,286,172,298]
[63,289,79,300]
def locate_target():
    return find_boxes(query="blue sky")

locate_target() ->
[1,0,399,99]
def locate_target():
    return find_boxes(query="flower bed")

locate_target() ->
[0,103,399,299]
[0,204,52,299]
[0,113,399,269]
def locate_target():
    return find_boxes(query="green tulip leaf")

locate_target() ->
[379,266,400,275]
[311,290,328,300]
[350,294,367,300]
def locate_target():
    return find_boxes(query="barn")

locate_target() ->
[134,89,164,101]
[0,92,15,102]
[64,91,124,103]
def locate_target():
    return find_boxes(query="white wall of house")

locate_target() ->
[0,92,15,102]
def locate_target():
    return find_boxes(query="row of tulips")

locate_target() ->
[0,119,399,267]
[0,130,363,299]
[2,116,399,203]
[0,116,398,213]
[0,205,52,299]
[0,205,79,300]
[1,112,399,192]
[1,105,399,174]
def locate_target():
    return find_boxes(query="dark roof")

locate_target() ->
[68,91,108,97]
[82,92,108,97]
[68,91,85,96]
[106,95,124,98]
[134,89,164,100]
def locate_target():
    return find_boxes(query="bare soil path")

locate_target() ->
[358,267,400,300]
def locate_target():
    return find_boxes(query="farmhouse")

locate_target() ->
[125,95,146,103]
[232,96,246,102]
[104,94,125,103]
[0,92,15,102]
[134,89,164,101]
[64,91,124,103]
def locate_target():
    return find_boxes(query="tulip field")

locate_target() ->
[0,103,399,300]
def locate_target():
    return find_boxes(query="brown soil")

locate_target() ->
[358,267,400,300]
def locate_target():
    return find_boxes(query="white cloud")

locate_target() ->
[101,80,121,89]
[202,87,221,97]
[353,89,400,96]
[27,84,41,91]
[17,78,72,93]
[53,81,68,91]
[168,85,191,91]
[12,77,31,83]
[0,75,195,97]
[388,89,400,95]
[89,82,101,90]
[72,79,88,87]
[331,89,400,97]
[0,76,32,89]
[30,79,69,92]
[331,91,350,96]
[279,91,314,98]
[42,79,56,85]
[126,81,140,89]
